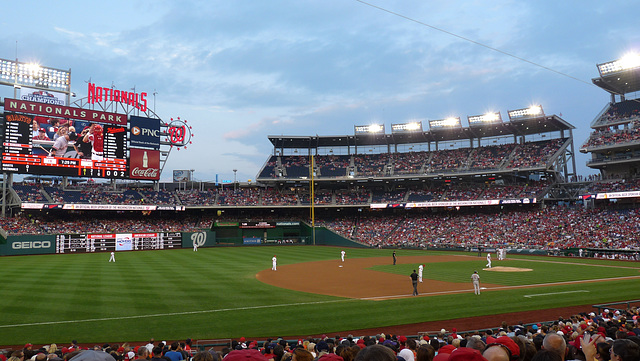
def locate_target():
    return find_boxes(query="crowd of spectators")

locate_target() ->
[426,149,471,173]
[581,127,640,150]
[507,139,565,169]
[371,190,406,203]
[4,306,640,361]
[315,155,350,177]
[393,151,429,175]
[586,179,640,193]
[256,139,567,179]
[595,100,640,126]
[354,154,391,177]
[0,213,203,235]
[217,189,261,206]
[261,189,299,206]
[319,205,640,250]
[468,144,515,171]
[2,179,617,209]
[335,190,370,205]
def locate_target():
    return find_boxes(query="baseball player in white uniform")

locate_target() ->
[272,255,277,271]
[486,253,492,268]
[471,271,480,295]
[418,264,424,282]
[341,250,346,262]
[109,252,116,262]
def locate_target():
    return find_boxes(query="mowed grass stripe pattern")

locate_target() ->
[1,247,639,345]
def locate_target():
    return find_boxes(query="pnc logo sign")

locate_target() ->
[12,241,51,249]
[131,126,159,137]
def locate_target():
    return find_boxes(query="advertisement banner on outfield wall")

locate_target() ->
[0,235,56,256]
[243,237,261,245]
[182,231,215,249]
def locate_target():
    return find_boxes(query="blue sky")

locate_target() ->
[1,1,639,183]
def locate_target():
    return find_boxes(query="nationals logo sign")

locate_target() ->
[165,117,193,150]
[129,148,160,180]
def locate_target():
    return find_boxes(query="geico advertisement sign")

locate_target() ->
[12,241,52,249]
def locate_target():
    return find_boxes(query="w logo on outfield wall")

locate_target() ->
[191,232,207,247]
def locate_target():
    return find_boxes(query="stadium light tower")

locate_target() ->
[597,52,640,76]
[0,58,71,99]
[468,112,502,126]
[233,169,238,191]
[507,105,544,121]
[354,124,385,134]
[429,117,462,130]
[391,121,423,133]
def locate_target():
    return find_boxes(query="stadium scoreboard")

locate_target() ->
[2,112,128,178]
[55,232,182,253]
[1,98,162,180]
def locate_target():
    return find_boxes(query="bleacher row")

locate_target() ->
[259,139,566,179]
[2,200,640,255]
[11,182,550,207]
[11,177,640,208]
[316,207,640,252]
[582,99,640,150]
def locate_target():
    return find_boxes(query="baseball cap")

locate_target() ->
[449,348,488,361]
[489,336,519,361]
[224,349,268,361]
[433,345,455,361]
[316,341,329,352]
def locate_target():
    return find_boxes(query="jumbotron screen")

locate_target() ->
[2,111,128,178]
[1,98,161,180]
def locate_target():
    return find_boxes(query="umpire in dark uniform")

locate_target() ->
[410,270,419,296]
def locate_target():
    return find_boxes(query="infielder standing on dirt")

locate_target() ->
[471,271,480,295]
[341,250,346,262]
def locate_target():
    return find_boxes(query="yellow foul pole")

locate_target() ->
[311,154,315,245]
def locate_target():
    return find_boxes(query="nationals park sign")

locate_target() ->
[4,98,126,125]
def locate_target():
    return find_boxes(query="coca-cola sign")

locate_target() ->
[129,148,160,180]
[131,167,159,178]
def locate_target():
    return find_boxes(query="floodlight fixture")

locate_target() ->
[429,117,461,129]
[354,124,385,134]
[468,112,502,126]
[507,105,544,120]
[391,121,423,133]
[597,52,640,76]
[0,58,71,93]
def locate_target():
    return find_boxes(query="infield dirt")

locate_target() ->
[255,254,600,334]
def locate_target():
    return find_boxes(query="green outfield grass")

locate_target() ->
[0,246,638,346]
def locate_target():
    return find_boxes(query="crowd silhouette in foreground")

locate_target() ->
[4,307,640,361]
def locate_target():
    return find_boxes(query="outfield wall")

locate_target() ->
[0,223,365,256]
[0,235,56,255]
[0,231,216,256]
